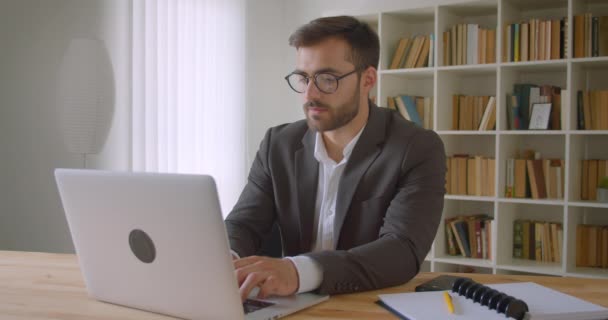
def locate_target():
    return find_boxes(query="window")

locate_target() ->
[132,0,245,214]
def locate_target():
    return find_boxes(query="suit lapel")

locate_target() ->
[295,129,318,252]
[334,104,387,244]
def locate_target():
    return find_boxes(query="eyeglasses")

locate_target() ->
[284,69,358,94]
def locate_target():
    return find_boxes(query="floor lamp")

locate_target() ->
[57,38,114,168]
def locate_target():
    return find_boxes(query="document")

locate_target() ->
[378,282,608,320]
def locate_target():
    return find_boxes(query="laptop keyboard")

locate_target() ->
[243,298,275,314]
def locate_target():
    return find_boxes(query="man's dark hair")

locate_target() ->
[288,16,379,70]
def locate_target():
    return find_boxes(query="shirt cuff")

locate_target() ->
[287,256,323,293]
[230,249,240,259]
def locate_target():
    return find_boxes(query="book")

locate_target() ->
[514,220,524,258]
[478,96,496,130]
[505,158,515,197]
[487,29,496,63]
[575,14,585,58]
[521,23,529,62]
[400,95,423,126]
[450,218,467,257]
[415,36,431,68]
[377,280,608,320]
[394,96,411,121]
[389,38,409,69]
[600,17,608,56]
[514,159,528,198]
[445,218,459,256]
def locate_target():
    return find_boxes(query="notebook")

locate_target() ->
[378,281,608,320]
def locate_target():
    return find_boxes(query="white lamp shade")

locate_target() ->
[57,38,114,154]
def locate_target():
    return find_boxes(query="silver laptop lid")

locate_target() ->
[55,169,244,320]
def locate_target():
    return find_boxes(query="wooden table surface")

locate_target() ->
[2,250,608,319]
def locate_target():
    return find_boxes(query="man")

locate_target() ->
[226,16,446,300]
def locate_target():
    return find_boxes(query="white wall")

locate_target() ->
[0,0,130,253]
[244,0,293,166]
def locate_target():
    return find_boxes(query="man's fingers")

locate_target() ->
[239,271,268,301]
[256,276,279,299]
[235,259,268,285]
[233,255,262,269]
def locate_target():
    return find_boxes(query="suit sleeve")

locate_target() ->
[225,129,277,257]
[303,129,446,295]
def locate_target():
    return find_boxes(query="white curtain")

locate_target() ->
[131,0,246,215]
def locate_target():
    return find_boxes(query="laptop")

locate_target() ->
[54,169,328,320]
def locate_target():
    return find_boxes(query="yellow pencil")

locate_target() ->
[443,291,455,314]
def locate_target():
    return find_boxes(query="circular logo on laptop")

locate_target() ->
[128,229,156,263]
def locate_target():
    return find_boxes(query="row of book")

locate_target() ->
[506,84,565,130]
[503,18,567,62]
[573,14,608,58]
[445,215,493,259]
[387,95,433,129]
[388,34,434,69]
[577,90,608,130]
[446,155,496,197]
[441,24,496,66]
[452,95,496,131]
[513,220,562,263]
[505,150,565,200]
[576,224,608,269]
[581,159,608,201]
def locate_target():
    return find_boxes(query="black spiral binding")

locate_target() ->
[451,278,530,320]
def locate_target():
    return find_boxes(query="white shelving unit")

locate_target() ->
[355,0,608,278]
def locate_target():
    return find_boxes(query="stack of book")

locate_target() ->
[576,224,608,269]
[513,220,563,263]
[573,14,608,58]
[580,159,608,201]
[503,18,568,62]
[388,34,434,69]
[451,95,496,130]
[506,84,565,130]
[387,95,433,129]
[442,24,496,65]
[505,150,565,200]
[445,214,493,259]
[446,155,496,196]
[577,90,608,130]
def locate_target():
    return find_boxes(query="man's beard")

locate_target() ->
[303,87,360,132]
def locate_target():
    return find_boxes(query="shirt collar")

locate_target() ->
[314,124,366,165]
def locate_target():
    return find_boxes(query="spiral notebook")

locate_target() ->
[378,281,608,320]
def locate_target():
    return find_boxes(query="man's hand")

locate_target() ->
[234,256,299,300]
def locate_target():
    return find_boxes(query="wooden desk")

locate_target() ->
[2,251,608,319]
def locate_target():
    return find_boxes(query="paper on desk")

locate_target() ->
[378,282,608,320]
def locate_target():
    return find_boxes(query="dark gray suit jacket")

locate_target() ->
[225,103,446,295]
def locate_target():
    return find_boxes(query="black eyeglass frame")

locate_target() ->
[284,69,359,94]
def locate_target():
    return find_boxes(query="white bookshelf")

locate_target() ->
[352,0,608,278]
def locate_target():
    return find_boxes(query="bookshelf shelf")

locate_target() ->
[497,130,567,135]
[379,68,434,76]
[434,256,494,268]
[571,56,608,67]
[500,60,567,72]
[445,195,496,202]
[436,64,498,74]
[568,201,608,209]
[437,130,496,135]
[346,0,608,279]
[569,130,608,135]
[566,268,608,279]
[498,198,566,206]
[496,260,564,276]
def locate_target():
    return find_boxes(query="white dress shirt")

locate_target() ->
[288,125,365,293]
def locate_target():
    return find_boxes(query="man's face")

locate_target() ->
[295,38,361,132]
